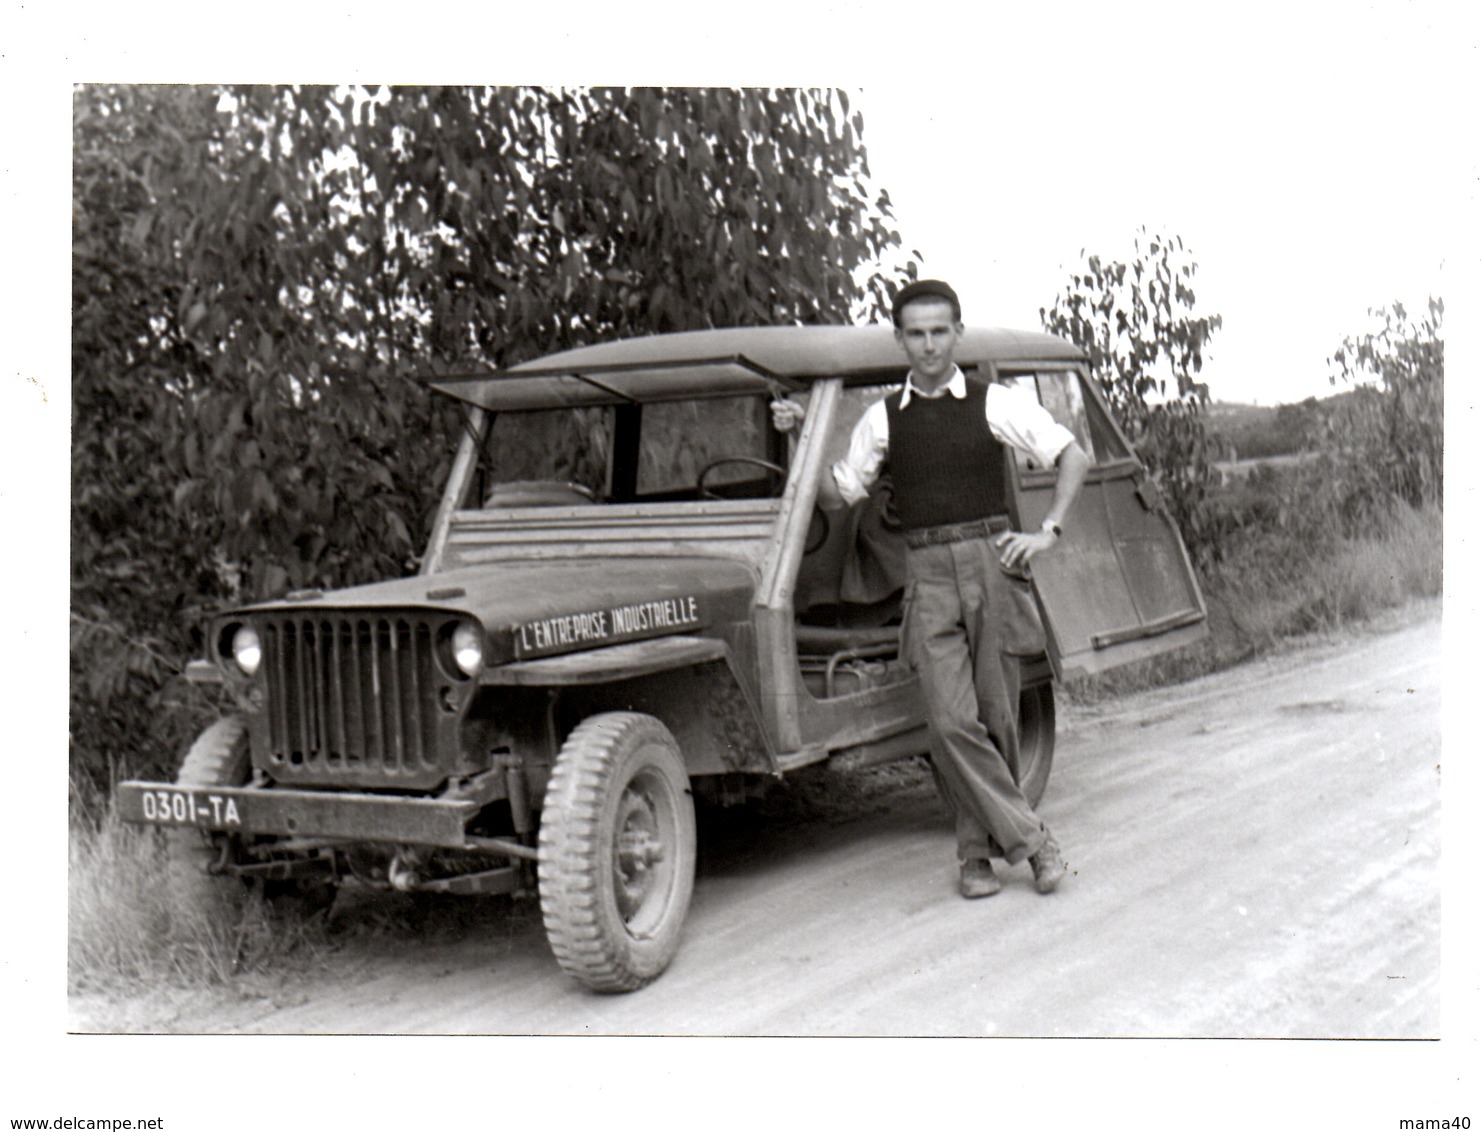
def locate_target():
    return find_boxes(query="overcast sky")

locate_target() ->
[853,5,1457,405]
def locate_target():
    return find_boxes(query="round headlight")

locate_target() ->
[451,621,484,677]
[231,625,262,676]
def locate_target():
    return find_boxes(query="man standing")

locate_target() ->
[778,280,1090,897]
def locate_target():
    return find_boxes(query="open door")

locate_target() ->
[999,364,1208,681]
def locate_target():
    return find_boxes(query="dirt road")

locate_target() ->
[73,612,1441,1037]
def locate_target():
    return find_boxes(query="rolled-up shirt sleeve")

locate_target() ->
[830,398,890,506]
[986,382,1076,468]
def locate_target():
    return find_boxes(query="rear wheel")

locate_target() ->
[538,712,697,992]
[1017,682,1056,807]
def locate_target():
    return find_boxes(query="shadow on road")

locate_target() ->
[315,757,944,952]
[696,756,944,878]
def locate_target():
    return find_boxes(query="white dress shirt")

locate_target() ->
[832,366,1076,507]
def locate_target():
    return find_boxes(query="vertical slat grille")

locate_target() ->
[259,613,451,787]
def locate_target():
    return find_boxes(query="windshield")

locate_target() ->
[634,396,773,495]
[481,407,613,502]
[477,393,782,505]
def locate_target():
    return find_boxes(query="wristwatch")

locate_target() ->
[1040,518,1062,539]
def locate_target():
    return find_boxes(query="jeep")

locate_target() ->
[120,324,1207,992]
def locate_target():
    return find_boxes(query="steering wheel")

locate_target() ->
[696,456,789,500]
[696,456,829,553]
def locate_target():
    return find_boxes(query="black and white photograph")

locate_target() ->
[7,1,1475,1128]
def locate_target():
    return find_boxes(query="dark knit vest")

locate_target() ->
[885,377,1007,530]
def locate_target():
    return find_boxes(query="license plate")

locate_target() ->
[129,785,245,830]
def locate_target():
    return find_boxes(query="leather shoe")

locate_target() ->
[959,858,1002,899]
[1030,832,1066,894]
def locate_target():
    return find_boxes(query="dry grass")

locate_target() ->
[68,793,323,993]
[69,801,180,990]
[1220,501,1441,640]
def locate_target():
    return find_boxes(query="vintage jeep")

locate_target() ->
[120,325,1207,991]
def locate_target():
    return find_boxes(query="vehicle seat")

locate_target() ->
[483,480,598,507]
[793,622,900,653]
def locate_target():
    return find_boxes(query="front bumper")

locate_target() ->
[117,780,479,848]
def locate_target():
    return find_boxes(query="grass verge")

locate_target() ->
[68,786,325,994]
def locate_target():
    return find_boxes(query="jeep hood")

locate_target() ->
[242,557,757,667]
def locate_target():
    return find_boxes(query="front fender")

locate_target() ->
[489,638,775,778]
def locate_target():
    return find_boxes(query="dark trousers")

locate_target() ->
[901,537,1048,865]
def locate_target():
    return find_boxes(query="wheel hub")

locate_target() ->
[613,785,667,921]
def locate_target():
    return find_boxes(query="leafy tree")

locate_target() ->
[72,88,242,787]
[1039,228,1223,563]
[1317,297,1444,527]
[71,84,910,788]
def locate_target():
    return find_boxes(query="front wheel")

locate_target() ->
[538,712,697,992]
[166,716,335,937]
[1017,681,1056,807]
[166,716,254,933]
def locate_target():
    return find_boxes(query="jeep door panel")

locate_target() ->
[1001,366,1208,680]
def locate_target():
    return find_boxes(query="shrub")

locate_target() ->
[1321,298,1444,527]
[1040,229,1223,567]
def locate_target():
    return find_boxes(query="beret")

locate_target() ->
[891,278,961,326]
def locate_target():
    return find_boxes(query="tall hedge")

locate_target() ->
[71,85,909,788]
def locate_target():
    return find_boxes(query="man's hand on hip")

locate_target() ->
[994,529,1058,571]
